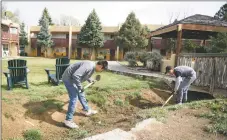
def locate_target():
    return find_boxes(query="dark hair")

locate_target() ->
[165,66,172,74]
[97,60,108,70]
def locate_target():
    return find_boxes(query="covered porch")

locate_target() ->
[149,14,227,69]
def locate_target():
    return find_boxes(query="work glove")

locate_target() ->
[78,88,84,93]
[173,90,178,95]
[88,78,96,83]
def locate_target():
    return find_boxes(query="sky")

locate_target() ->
[3,1,226,28]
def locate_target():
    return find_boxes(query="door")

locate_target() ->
[66,48,69,57]
[37,46,41,56]
[110,49,115,61]
[77,48,82,59]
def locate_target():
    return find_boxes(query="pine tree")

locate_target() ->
[208,33,227,53]
[117,12,149,51]
[37,16,53,57]
[38,7,54,26]
[214,3,227,21]
[19,22,28,48]
[77,9,104,60]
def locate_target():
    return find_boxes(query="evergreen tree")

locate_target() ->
[38,7,54,25]
[19,22,28,48]
[208,33,227,53]
[77,9,104,60]
[214,3,227,21]
[37,16,53,57]
[117,12,149,51]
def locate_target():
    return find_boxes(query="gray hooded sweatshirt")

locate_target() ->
[173,66,196,91]
[62,61,95,90]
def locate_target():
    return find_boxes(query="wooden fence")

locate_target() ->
[177,53,227,94]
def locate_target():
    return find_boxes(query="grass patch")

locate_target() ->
[137,107,168,122]
[195,99,227,136]
[114,98,124,106]
[87,93,107,107]
[68,129,88,140]
[23,129,42,140]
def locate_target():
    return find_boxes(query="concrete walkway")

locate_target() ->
[107,61,175,82]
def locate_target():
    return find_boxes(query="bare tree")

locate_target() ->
[59,15,80,26]
[2,2,7,12]
[168,12,174,24]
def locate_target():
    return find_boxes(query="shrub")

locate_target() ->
[83,52,90,59]
[96,56,104,60]
[124,52,138,67]
[138,51,149,67]
[146,52,162,71]
[20,51,27,56]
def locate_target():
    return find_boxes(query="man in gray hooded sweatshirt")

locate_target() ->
[62,60,108,129]
[165,65,196,105]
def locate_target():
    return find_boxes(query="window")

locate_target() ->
[66,34,69,39]
[2,44,9,51]
[10,27,18,34]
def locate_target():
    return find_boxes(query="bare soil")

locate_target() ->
[133,108,226,140]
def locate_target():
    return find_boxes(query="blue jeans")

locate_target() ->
[63,80,89,121]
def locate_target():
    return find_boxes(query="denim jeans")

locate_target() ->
[63,80,89,121]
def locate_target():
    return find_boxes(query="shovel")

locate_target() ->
[84,75,101,89]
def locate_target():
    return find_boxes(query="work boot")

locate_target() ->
[84,109,98,116]
[64,120,79,129]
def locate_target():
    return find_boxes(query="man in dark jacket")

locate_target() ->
[165,65,196,105]
[62,60,108,129]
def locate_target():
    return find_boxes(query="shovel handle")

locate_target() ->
[84,82,95,89]
[162,92,175,108]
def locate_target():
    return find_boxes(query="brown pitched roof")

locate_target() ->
[152,14,227,33]
[143,24,165,31]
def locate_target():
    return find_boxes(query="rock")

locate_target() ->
[130,118,163,132]
[83,128,136,140]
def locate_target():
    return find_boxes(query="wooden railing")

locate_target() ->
[2,31,10,40]
[1,31,19,42]
[52,38,69,47]
[178,53,227,94]
[31,38,69,48]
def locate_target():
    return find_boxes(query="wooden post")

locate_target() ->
[175,24,183,66]
[203,39,206,46]
[148,37,152,51]
[116,46,119,61]
[68,26,72,59]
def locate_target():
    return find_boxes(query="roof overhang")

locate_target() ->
[149,23,227,40]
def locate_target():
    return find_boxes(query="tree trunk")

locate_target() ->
[91,47,96,60]
[45,50,47,58]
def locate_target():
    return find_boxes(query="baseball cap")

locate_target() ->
[165,66,172,74]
